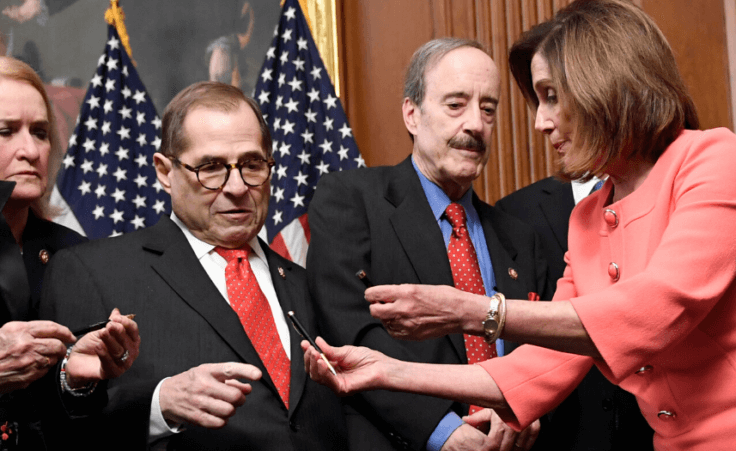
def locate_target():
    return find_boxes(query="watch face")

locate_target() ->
[484,319,499,334]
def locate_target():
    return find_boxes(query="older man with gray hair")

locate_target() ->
[307,38,549,451]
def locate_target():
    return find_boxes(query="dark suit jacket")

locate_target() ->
[0,181,101,450]
[306,157,551,451]
[23,211,87,318]
[39,216,347,450]
[495,176,653,451]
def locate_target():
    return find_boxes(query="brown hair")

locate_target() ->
[0,56,61,218]
[509,0,699,181]
[160,81,272,158]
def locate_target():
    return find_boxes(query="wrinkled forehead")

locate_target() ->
[0,77,49,119]
[424,48,500,102]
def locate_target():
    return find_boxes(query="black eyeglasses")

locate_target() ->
[167,155,275,190]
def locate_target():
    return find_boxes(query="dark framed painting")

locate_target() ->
[0,0,281,144]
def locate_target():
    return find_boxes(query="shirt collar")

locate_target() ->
[411,156,474,221]
[571,176,604,205]
[170,212,266,262]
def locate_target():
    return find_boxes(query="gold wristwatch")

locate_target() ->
[482,293,505,344]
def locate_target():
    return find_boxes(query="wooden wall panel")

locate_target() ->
[338,2,433,168]
[338,0,733,204]
[642,0,732,130]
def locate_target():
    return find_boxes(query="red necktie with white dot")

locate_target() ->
[216,246,290,409]
[445,203,496,416]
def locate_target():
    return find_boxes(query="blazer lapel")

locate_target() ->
[0,181,28,323]
[386,158,464,361]
[386,158,454,286]
[261,242,308,416]
[475,198,526,299]
[539,180,576,253]
[144,218,277,391]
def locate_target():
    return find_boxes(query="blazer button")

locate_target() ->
[657,410,676,420]
[604,209,619,227]
[608,262,620,281]
[601,398,613,411]
[38,249,50,265]
[636,365,653,375]
[289,420,300,431]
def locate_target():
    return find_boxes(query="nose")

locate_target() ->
[221,166,249,196]
[15,128,42,161]
[534,106,553,134]
[463,106,485,135]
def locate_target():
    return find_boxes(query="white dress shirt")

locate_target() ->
[571,177,603,205]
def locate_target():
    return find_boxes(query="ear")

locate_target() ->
[402,97,421,138]
[152,152,173,195]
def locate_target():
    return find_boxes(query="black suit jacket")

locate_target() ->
[495,176,653,451]
[0,181,101,450]
[39,216,347,450]
[307,157,551,451]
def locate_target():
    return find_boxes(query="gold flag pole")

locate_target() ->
[104,0,136,65]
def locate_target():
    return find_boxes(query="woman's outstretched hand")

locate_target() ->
[301,336,389,396]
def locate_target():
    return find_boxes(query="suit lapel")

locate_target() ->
[144,218,279,394]
[539,180,576,253]
[0,181,28,323]
[260,241,308,416]
[386,158,454,286]
[475,197,525,299]
[386,158,464,361]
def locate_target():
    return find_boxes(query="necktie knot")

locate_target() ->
[445,203,467,235]
[215,246,251,262]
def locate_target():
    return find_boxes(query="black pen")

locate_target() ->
[287,311,337,376]
[72,313,136,336]
[357,269,385,304]
[356,269,373,288]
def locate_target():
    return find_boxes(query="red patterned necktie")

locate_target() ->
[445,203,496,416]
[216,246,290,408]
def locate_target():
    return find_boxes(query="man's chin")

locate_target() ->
[214,231,257,249]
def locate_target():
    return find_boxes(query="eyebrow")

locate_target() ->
[195,150,266,163]
[0,118,50,127]
[442,91,499,105]
[533,78,554,91]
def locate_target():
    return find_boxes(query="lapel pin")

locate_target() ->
[38,249,50,265]
[278,267,286,279]
[508,268,518,280]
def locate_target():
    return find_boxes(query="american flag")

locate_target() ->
[254,0,364,265]
[54,25,170,239]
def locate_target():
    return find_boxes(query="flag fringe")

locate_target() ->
[104,0,136,66]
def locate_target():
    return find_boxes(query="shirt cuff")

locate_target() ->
[426,411,464,451]
[149,377,181,442]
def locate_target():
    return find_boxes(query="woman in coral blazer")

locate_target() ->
[302,1,736,450]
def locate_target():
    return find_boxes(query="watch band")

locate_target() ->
[483,293,507,344]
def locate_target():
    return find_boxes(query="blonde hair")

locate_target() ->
[509,0,698,181]
[0,56,62,218]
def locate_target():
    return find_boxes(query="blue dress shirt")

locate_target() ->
[411,158,501,451]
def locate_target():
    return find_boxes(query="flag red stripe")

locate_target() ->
[270,232,293,261]
[299,213,311,243]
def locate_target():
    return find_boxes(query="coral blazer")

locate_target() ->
[481,128,736,450]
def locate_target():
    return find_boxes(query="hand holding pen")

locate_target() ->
[73,313,136,336]
[288,311,337,376]
[65,308,140,386]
